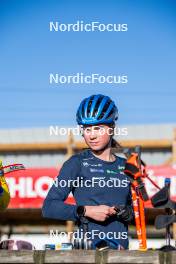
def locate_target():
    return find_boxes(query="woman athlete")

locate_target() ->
[42,94,134,250]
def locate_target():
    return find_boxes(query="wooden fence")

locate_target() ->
[0,250,176,264]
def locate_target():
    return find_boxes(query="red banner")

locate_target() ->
[5,165,176,209]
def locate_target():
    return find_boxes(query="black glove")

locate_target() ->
[114,205,134,223]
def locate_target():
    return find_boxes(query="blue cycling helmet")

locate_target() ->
[76,94,118,125]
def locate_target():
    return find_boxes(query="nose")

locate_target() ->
[89,131,97,140]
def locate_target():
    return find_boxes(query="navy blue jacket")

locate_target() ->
[42,149,133,249]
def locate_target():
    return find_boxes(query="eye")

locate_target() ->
[83,127,91,134]
[93,126,100,131]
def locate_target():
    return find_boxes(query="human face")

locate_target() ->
[82,124,113,151]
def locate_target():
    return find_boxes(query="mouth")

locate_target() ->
[89,142,99,145]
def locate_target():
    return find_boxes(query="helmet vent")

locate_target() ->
[87,101,92,117]
[93,97,102,117]
[97,101,111,120]
[106,108,114,119]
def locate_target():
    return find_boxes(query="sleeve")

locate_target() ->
[116,186,134,224]
[125,186,135,222]
[42,155,80,221]
[120,158,134,223]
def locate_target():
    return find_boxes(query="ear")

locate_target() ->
[112,128,115,136]
[108,125,114,136]
[111,124,116,136]
[79,125,83,136]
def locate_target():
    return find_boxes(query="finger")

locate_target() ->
[109,207,116,214]
[104,212,110,218]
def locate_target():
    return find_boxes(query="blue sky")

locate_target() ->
[0,0,176,128]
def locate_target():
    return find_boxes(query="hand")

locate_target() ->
[84,205,116,222]
[114,205,134,223]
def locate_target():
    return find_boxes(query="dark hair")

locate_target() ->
[111,138,123,152]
